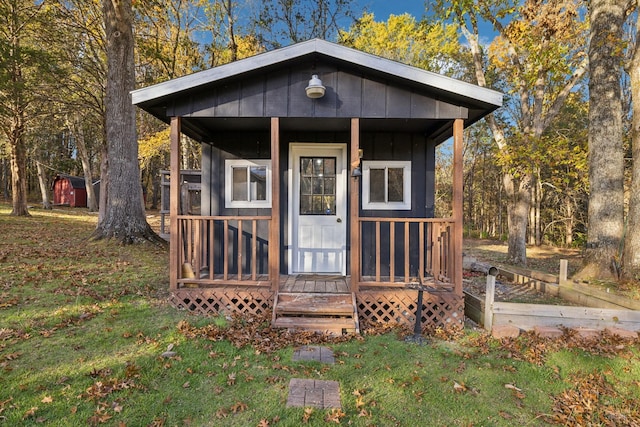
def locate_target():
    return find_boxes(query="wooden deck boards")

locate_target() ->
[279,275,350,293]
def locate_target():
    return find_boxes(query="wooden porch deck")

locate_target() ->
[279,275,351,293]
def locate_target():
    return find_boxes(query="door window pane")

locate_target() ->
[301,158,313,174]
[300,195,312,215]
[300,156,336,215]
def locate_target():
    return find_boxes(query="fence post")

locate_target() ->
[559,259,568,285]
[484,274,496,331]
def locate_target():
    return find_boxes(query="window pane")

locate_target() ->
[324,158,335,176]
[324,177,335,195]
[232,167,247,201]
[312,195,323,213]
[301,158,313,174]
[313,158,324,175]
[323,196,336,215]
[250,166,267,201]
[301,177,312,195]
[388,168,404,202]
[312,177,323,194]
[369,168,385,203]
[301,196,313,214]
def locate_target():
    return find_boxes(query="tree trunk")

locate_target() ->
[93,0,163,244]
[98,141,108,223]
[565,196,574,247]
[8,111,30,216]
[72,116,98,212]
[579,0,626,280]
[623,6,640,278]
[504,171,531,265]
[35,159,51,210]
[535,169,542,246]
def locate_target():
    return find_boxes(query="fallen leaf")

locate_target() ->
[499,410,513,419]
[324,408,346,423]
[453,381,467,393]
[231,401,248,413]
[23,407,38,420]
[227,372,236,385]
[302,407,314,423]
[182,382,190,388]
[505,383,522,392]
[41,396,53,404]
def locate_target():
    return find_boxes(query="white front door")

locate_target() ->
[290,144,347,275]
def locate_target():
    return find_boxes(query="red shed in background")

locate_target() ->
[52,174,87,208]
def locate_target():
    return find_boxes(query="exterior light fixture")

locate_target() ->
[305,74,325,98]
[351,149,363,177]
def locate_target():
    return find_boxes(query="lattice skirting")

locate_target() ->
[356,289,464,330]
[168,288,274,316]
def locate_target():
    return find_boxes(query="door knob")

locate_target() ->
[336,218,342,223]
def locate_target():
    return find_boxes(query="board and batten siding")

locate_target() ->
[359,133,436,278]
[167,63,468,121]
[201,129,435,276]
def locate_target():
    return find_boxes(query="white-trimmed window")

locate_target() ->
[362,160,411,210]
[225,159,271,208]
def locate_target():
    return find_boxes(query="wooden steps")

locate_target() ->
[272,293,360,335]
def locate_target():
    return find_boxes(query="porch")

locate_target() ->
[168,273,463,333]
[174,214,459,292]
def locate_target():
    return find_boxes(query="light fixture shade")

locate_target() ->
[305,74,325,98]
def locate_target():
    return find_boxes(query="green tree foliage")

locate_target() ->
[435,0,588,265]
[338,12,466,77]
[134,0,206,83]
[0,0,63,215]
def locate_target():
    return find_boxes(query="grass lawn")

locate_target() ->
[1,204,639,426]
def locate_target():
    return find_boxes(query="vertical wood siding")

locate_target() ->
[169,63,467,121]
[201,129,434,276]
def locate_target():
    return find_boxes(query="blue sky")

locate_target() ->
[360,0,427,20]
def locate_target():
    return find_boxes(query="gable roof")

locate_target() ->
[52,174,86,190]
[132,39,502,142]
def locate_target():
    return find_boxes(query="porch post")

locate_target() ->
[169,116,181,290]
[452,118,464,295]
[270,117,281,291]
[350,118,360,292]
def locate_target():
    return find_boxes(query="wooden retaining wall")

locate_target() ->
[491,301,640,331]
[474,262,640,332]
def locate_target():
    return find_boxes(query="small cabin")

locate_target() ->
[132,39,502,334]
[52,174,87,208]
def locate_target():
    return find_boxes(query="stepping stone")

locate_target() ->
[286,379,341,409]
[292,345,335,364]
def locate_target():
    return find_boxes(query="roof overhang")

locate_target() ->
[132,39,502,143]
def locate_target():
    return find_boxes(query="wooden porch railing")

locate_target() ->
[177,215,272,287]
[357,218,455,287]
